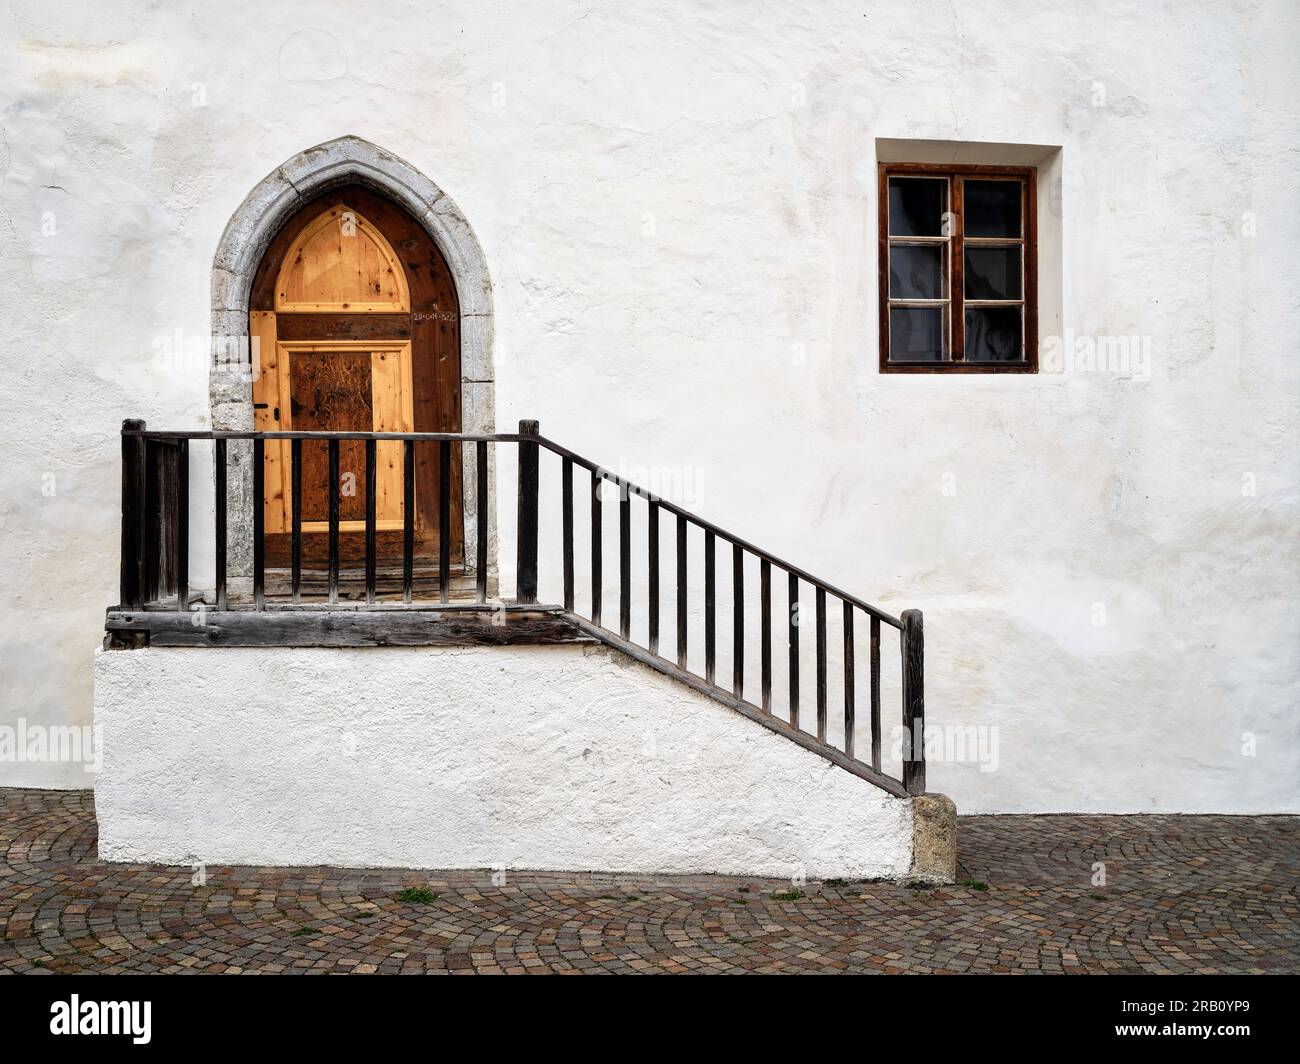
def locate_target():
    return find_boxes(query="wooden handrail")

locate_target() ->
[534,435,905,629]
[122,429,524,441]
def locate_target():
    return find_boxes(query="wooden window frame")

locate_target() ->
[878,162,1038,373]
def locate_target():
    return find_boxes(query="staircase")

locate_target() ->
[109,418,927,801]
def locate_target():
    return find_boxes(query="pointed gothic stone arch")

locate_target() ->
[209,136,495,582]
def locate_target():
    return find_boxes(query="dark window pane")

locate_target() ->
[888,177,946,236]
[964,307,1023,362]
[889,244,943,299]
[964,245,1022,300]
[964,180,1022,238]
[889,306,945,361]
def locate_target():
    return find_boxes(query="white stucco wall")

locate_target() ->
[2,2,1297,812]
[93,645,914,878]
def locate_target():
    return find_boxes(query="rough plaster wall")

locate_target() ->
[2,2,1297,811]
[93,645,914,878]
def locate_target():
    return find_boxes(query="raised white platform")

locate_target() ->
[92,644,947,880]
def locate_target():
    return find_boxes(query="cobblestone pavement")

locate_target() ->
[1,789,1295,974]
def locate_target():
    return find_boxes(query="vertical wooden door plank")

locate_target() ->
[249,312,287,533]
[371,343,414,527]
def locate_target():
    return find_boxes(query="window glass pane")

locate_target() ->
[964,180,1022,238]
[964,245,1022,300]
[888,177,945,236]
[889,244,944,300]
[964,307,1023,362]
[889,306,945,361]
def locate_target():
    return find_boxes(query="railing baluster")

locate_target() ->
[476,440,489,603]
[590,471,602,625]
[815,587,827,741]
[788,573,799,728]
[253,436,265,610]
[843,602,855,759]
[516,420,539,604]
[704,531,716,685]
[619,485,631,639]
[732,544,744,698]
[145,439,160,603]
[760,559,771,712]
[214,437,227,611]
[901,609,925,795]
[364,438,377,605]
[647,500,659,653]
[120,420,147,610]
[403,439,415,604]
[327,437,340,605]
[439,439,451,603]
[870,615,881,772]
[561,457,574,611]
[676,515,687,668]
[290,438,302,604]
[175,439,188,611]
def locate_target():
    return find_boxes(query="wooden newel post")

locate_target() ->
[901,608,925,796]
[120,419,147,609]
[516,419,540,604]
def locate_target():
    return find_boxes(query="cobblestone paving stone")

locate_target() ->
[0,789,1296,974]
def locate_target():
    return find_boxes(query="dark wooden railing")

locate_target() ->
[116,418,925,797]
[529,425,925,798]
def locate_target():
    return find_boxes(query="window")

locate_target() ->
[878,163,1037,373]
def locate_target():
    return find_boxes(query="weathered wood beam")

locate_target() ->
[105,606,593,648]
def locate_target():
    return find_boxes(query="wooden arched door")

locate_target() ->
[249,184,462,585]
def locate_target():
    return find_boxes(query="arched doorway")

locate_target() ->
[249,185,462,586]
[209,136,496,591]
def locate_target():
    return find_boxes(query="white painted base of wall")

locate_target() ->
[92,645,919,880]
